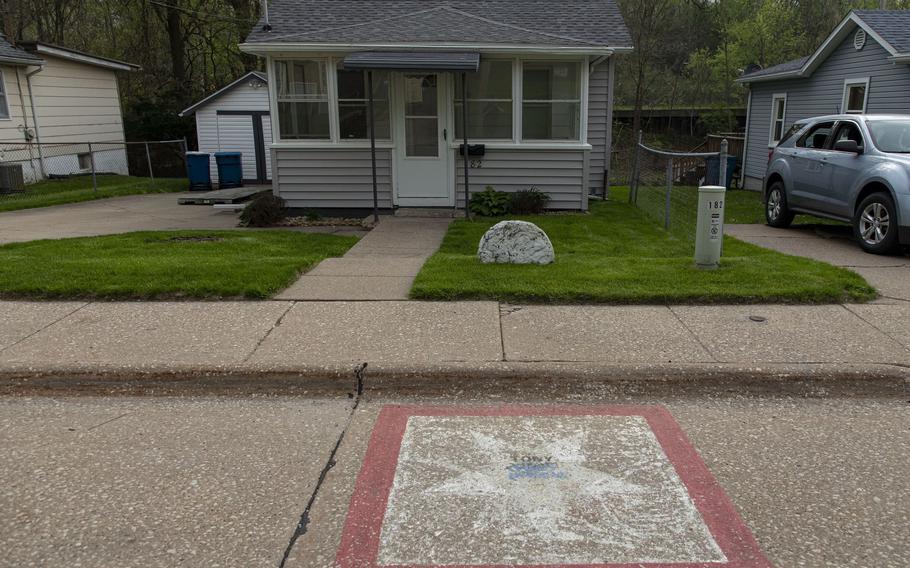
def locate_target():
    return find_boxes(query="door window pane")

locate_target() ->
[337,69,391,140]
[275,60,330,139]
[521,61,581,141]
[404,74,439,157]
[455,60,513,139]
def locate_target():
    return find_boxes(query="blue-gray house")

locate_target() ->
[737,9,910,191]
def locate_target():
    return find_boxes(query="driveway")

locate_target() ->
[0,193,242,244]
[727,223,910,301]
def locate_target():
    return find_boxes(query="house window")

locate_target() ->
[336,69,391,140]
[455,60,513,139]
[769,94,787,146]
[0,70,9,119]
[521,61,581,141]
[275,60,330,140]
[843,78,869,114]
[77,153,92,170]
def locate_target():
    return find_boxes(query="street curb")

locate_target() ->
[0,362,907,397]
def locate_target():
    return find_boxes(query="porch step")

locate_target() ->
[394,207,463,219]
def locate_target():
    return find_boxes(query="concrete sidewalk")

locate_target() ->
[2,300,909,388]
[276,217,451,301]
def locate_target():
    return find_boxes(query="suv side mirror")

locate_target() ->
[834,139,862,154]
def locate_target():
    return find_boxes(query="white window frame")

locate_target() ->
[0,69,10,120]
[519,59,585,143]
[454,59,515,141]
[272,57,333,142]
[842,77,870,114]
[335,65,393,142]
[768,93,787,147]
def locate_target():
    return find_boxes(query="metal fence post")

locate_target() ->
[719,138,729,189]
[664,157,673,231]
[145,142,154,181]
[88,142,97,193]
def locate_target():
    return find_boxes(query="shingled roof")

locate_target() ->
[0,34,43,66]
[244,0,632,50]
[739,9,910,83]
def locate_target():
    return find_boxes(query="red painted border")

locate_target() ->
[336,405,773,568]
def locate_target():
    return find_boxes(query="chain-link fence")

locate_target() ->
[627,133,731,241]
[0,139,187,205]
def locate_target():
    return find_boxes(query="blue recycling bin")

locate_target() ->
[704,155,738,188]
[215,151,243,189]
[186,152,212,191]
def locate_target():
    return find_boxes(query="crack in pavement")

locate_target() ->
[278,362,366,568]
[0,302,90,354]
[242,302,296,363]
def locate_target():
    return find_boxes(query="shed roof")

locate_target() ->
[0,34,44,66]
[243,0,632,52]
[178,71,268,117]
[738,9,910,84]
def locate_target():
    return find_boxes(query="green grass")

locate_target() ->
[0,175,188,212]
[410,200,875,304]
[0,230,359,300]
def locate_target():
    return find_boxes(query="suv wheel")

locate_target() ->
[765,181,794,228]
[854,192,900,255]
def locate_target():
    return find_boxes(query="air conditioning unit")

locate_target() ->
[0,163,25,194]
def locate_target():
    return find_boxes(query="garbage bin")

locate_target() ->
[704,155,737,188]
[215,152,243,189]
[186,152,212,191]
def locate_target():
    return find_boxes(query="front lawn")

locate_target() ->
[0,175,188,213]
[410,200,874,304]
[0,230,358,299]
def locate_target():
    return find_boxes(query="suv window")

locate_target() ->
[779,122,806,145]
[833,121,864,149]
[797,122,834,149]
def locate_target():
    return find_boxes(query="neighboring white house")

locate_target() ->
[238,0,632,212]
[0,36,138,183]
[179,71,272,185]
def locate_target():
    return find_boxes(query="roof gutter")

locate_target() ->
[239,42,620,56]
[891,53,910,64]
[0,56,45,66]
[735,70,804,84]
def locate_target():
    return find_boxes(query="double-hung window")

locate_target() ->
[842,78,869,114]
[336,68,391,140]
[455,60,513,139]
[769,94,787,146]
[0,70,9,120]
[275,60,330,140]
[521,61,581,141]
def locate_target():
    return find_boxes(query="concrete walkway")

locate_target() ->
[728,223,910,301]
[2,300,909,383]
[276,217,452,300]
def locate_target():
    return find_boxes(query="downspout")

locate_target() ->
[741,86,752,190]
[25,65,46,179]
[603,56,616,199]
[13,67,37,173]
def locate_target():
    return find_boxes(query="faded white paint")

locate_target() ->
[378,415,725,566]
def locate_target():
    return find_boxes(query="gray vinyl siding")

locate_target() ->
[455,148,587,210]
[273,147,393,209]
[586,60,609,195]
[744,27,910,188]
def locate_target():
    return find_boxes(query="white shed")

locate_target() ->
[179,71,271,185]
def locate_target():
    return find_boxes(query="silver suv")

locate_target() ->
[764,114,910,254]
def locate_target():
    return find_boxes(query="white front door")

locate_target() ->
[394,72,452,206]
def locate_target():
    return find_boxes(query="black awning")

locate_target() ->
[342,51,480,72]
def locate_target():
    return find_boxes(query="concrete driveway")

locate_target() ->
[727,223,910,301]
[0,193,242,244]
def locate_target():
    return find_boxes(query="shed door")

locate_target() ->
[216,114,258,183]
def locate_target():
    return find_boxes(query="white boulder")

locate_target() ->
[477,220,555,265]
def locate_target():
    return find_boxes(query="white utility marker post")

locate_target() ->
[694,185,726,269]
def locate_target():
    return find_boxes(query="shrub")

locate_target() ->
[469,186,511,216]
[239,193,287,227]
[510,187,550,214]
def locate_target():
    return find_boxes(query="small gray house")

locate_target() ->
[239,0,632,212]
[738,9,910,191]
